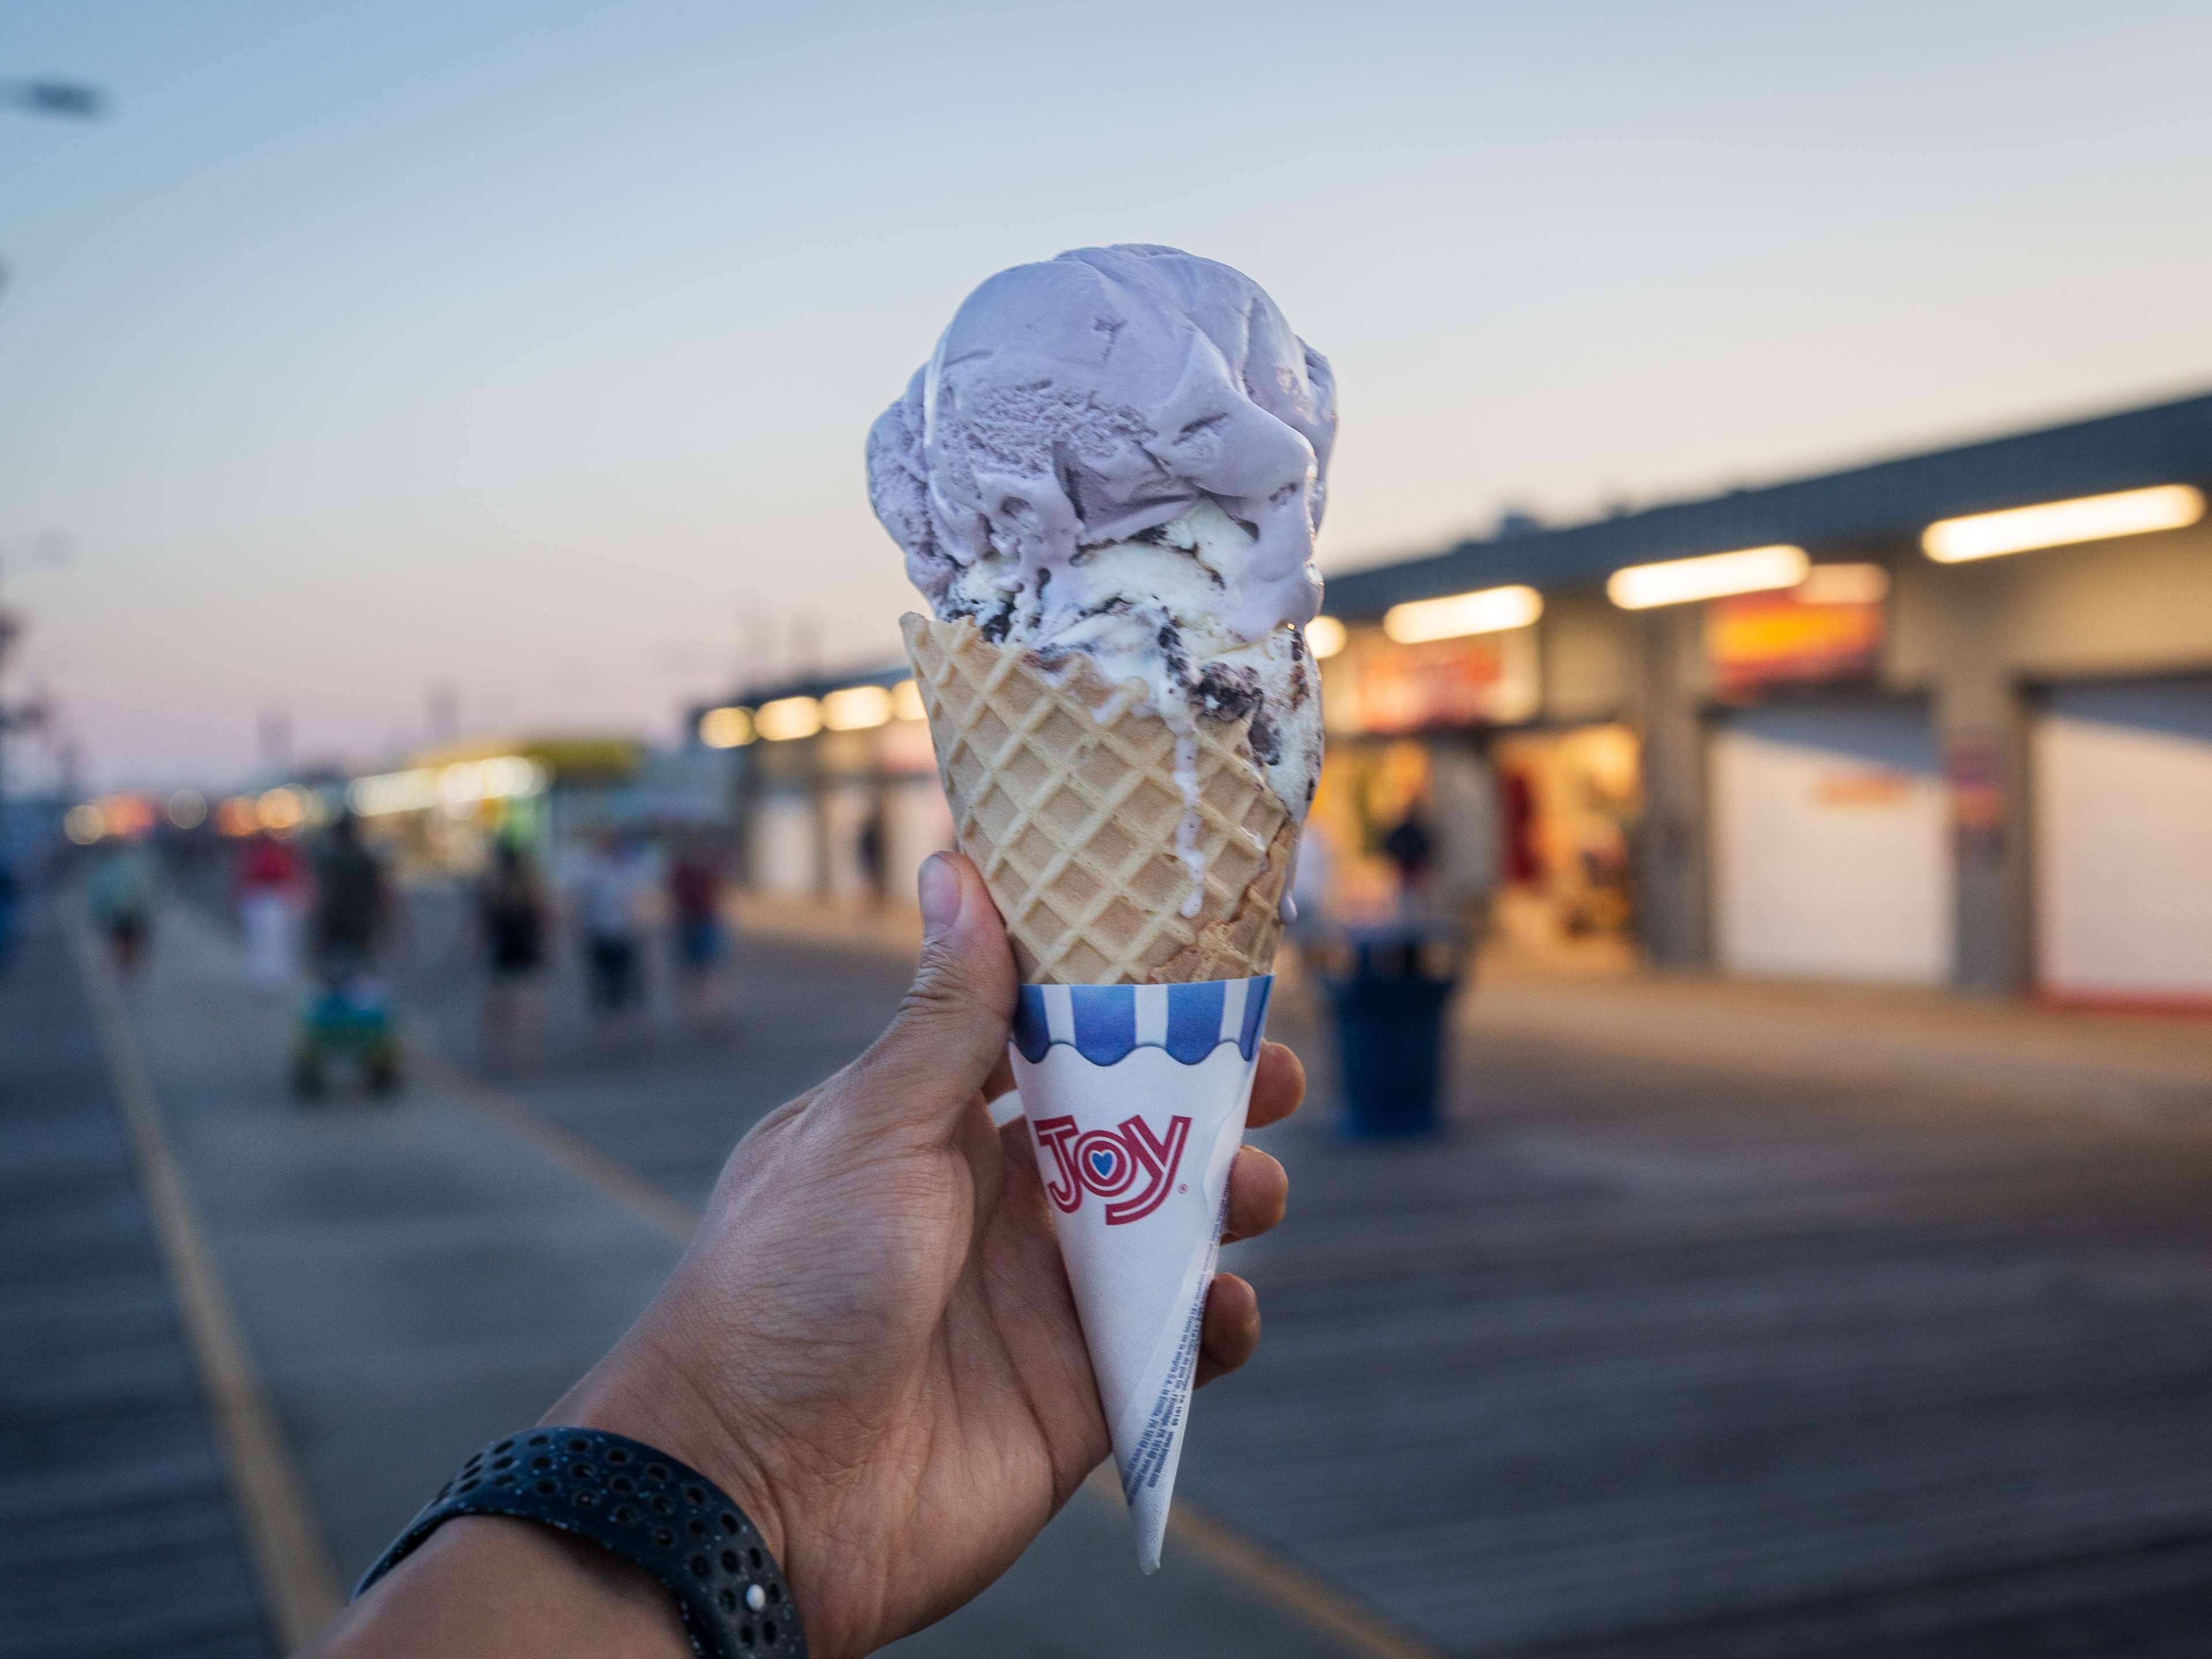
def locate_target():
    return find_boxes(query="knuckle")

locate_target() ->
[900,940,975,1010]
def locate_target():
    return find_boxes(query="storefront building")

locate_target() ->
[1319,389,2212,1003]
[700,390,2212,1006]
[689,671,949,909]
[340,736,654,874]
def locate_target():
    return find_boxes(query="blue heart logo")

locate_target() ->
[1088,1149,1117,1179]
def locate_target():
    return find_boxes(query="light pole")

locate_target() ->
[0,533,71,853]
[1,73,104,856]
[2,75,107,296]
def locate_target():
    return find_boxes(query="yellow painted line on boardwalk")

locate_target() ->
[1069,1468,1444,1659]
[445,1050,1441,1659]
[411,1042,702,1244]
[67,917,346,1651]
[1164,1498,1445,1659]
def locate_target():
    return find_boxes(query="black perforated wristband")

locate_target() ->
[354,1427,804,1658]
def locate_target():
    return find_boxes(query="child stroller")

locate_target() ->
[292,958,402,1099]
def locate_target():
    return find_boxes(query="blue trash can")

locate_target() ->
[1322,929,1464,1139]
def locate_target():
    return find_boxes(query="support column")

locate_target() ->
[1893,561,2022,994]
[1631,605,1712,969]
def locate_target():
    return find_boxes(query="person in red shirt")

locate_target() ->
[666,838,726,1024]
[235,831,305,990]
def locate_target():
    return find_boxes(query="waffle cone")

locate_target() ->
[903,613,1294,985]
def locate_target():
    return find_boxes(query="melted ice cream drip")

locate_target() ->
[1171,730,1204,918]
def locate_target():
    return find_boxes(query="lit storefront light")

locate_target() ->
[1607,546,1809,609]
[438,764,489,816]
[698,706,755,749]
[349,768,438,817]
[1795,563,1891,605]
[755,695,824,741]
[167,789,208,830]
[347,756,548,817]
[257,788,306,832]
[1383,586,1543,643]
[85,796,156,839]
[63,804,104,844]
[1306,616,1348,658]
[823,684,893,731]
[891,679,926,721]
[1921,484,2205,563]
[87,796,156,839]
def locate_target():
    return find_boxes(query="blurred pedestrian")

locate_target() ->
[235,831,305,990]
[1382,804,1436,896]
[0,859,19,974]
[309,812,392,984]
[297,815,401,1099]
[573,831,649,1023]
[857,801,887,907]
[85,839,158,977]
[475,839,548,1074]
[666,838,725,1024]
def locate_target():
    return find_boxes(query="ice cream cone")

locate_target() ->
[903,612,1294,1569]
[878,248,1331,1576]
[900,612,1294,986]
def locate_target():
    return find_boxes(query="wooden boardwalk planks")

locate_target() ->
[480,919,2212,1656]
[1185,990,2212,1655]
[493,922,2212,1656]
[0,911,270,1659]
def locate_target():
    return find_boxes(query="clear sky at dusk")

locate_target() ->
[4,1,2209,786]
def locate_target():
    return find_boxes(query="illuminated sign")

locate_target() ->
[1707,577,1885,700]
[1323,626,1540,734]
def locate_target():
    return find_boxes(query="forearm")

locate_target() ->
[308,1517,691,1659]
[308,1335,805,1659]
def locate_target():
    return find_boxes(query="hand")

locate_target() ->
[555,852,1302,1657]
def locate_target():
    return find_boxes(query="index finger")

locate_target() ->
[1245,1041,1304,1130]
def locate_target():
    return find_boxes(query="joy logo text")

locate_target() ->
[1032,1112,1192,1225]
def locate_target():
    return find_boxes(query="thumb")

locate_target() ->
[850,853,1017,1130]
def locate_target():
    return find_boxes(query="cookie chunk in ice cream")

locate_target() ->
[866,244,1335,818]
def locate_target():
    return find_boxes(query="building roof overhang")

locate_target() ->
[1321,388,2212,620]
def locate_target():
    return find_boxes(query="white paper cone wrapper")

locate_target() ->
[1009,975,1274,1573]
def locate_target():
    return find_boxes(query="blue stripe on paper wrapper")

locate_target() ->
[1163,980,1224,1063]
[1012,977,1272,1066]
[1067,986,1135,1064]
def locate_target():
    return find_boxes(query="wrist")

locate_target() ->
[549,1328,801,1606]
[329,1516,690,1658]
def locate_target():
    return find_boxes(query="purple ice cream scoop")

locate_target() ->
[868,245,1337,644]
